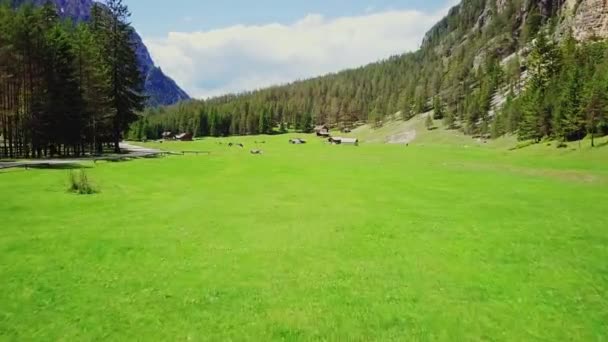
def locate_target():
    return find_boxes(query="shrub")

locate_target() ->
[68,170,97,195]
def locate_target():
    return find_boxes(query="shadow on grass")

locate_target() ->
[0,163,92,172]
[29,163,92,170]
[595,140,608,148]
[105,158,131,163]
[142,154,163,159]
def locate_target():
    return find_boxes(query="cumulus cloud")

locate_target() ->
[145,4,456,99]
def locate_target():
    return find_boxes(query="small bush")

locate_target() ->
[557,142,568,149]
[68,170,97,195]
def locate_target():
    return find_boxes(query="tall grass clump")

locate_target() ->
[68,170,97,195]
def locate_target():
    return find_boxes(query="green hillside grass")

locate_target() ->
[341,113,608,151]
[1,135,607,340]
[343,113,481,146]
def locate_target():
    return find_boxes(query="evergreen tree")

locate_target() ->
[92,0,145,152]
[370,107,382,128]
[432,95,444,120]
[73,23,113,153]
[425,114,434,130]
[258,108,270,134]
[553,30,584,141]
[581,67,608,147]
[44,22,85,155]
[443,109,455,129]
[301,112,313,133]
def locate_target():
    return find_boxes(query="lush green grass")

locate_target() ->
[1,133,607,340]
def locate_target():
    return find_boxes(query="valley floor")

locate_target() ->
[1,134,607,340]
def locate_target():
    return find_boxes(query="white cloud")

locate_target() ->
[145,4,456,99]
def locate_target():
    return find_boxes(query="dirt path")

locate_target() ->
[386,130,417,144]
[0,143,163,170]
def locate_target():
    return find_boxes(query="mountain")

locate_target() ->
[135,0,608,142]
[11,0,190,107]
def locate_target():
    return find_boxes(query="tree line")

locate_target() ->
[133,0,606,145]
[496,31,608,145]
[0,0,144,159]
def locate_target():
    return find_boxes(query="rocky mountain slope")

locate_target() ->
[11,0,190,107]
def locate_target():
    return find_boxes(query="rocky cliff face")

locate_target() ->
[528,0,608,39]
[572,0,608,39]
[472,0,608,40]
[423,0,608,119]
[12,0,190,106]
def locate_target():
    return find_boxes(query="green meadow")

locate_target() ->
[1,134,607,340]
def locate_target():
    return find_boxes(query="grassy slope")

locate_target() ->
[1,133,607,340]
[345,114,477,146]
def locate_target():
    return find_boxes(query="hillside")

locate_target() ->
[137,0,608,144]
[10,0,190,106]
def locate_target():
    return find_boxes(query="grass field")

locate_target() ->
[1,133,608,340]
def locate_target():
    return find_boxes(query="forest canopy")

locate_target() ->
[0,0,145,159]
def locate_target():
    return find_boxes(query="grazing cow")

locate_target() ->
[237,143,244,148]
[250,149,263,155]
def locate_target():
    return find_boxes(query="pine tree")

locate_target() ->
[73,23,113,153]
[425,114,434,130]
[518,90,542,141]
[369,107,382,128]
[258,109,270,134]
[553,30,584,141]
[432,95,444,120]
[517,30,560,141]
[443,110,455,129]
[414,85,427,114]
[301,112,313,133]
[92,0,145,153]
[581,67,608,147]
[44,22,85,155]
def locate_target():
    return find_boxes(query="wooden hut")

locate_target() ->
[328,137,359,146]
[314,125,329,133]
[340,137,359,145]
[314,125,330,137]
[175,133,193,141]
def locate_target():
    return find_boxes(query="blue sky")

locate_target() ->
[128,0,447,37]
[124,0,456,98]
